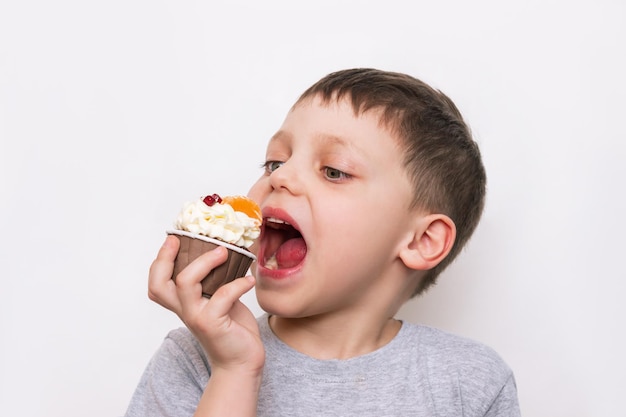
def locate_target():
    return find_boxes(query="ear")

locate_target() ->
[399,214,456,271]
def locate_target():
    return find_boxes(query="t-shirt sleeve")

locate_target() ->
[418,325,522,417]
[454,344,521,417]
[483,373,522,417]
[124,328,210,417]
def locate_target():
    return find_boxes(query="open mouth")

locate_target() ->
[262,217,307,270]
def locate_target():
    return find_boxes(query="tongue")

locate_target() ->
[275,237,307,269]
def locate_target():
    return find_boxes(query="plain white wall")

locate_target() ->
[1,1,624,416]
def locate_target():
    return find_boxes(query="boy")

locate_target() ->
[126,68,521,416]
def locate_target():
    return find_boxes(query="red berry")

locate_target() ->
[202,193,222,207]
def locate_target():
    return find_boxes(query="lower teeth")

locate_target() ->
[265,254,278,270]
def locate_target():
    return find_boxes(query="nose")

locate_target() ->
[269,159,303,195]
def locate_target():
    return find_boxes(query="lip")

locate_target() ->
[256,206,306,280]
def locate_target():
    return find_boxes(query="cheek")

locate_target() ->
[313,198,378,244]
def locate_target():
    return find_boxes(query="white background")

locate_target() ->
[1,1,624,416]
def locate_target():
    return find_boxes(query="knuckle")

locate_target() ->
[174,268,194,286]
[212,279,239,300]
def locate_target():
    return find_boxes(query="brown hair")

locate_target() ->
[297,68,486,296]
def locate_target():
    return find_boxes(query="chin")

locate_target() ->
[255,287,307,319]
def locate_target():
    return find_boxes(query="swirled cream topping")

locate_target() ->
[173,196,261,248]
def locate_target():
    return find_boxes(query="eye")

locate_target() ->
[323,166,351,181]
[263,160,284,174]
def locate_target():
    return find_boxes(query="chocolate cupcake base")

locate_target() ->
[167,230,256,297]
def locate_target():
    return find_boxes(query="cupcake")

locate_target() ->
[167,193,261,297]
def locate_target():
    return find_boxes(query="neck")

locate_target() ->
[269,312,402,360]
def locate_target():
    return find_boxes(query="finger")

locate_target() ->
[207,275,256,323]
[148,235,181,312]
[176,245,229,310]
[187,275,256,338]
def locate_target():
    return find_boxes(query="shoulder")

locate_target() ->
[164,326,204,354]
[401,322,519,415]
[124,328,210,416]
[402,322,512,376]
[155,327,211,379]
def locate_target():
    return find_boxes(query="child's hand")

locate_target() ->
[148,235,265,376]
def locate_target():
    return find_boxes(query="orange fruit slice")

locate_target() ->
[222,195,262,222]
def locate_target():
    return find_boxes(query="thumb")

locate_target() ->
[207,275,256,318]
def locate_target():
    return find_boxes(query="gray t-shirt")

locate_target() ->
[125,314,520,416]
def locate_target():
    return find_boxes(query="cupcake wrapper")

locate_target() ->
[169,233,255,297]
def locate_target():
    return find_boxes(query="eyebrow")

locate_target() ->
[268,130,292,145]
[269,130,363,157]
[269,130,351,147]
[315,133,349,147]
[314,133,366,161]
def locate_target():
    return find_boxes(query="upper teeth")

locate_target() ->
[266,217,289,225]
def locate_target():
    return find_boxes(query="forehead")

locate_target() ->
[296,92,403,134]
[274,95,401,148]
[265,96,410,191]
[291,94,387,125]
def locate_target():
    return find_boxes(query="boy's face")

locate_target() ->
[248,95,419,318]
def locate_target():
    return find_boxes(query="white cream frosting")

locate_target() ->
[173,199,260,248]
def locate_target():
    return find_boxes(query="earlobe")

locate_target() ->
[399,214,456,271]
